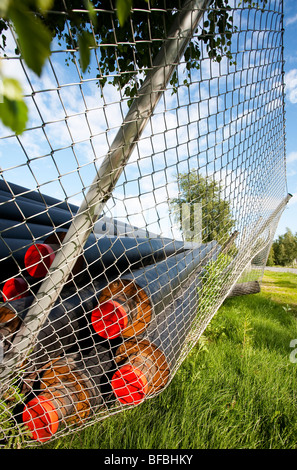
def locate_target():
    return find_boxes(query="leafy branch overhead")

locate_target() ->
[0,0,268,134]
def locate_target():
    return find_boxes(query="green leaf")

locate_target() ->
[8,2,52,76]
[84,0,97,27]
[1,77,23,101]
[116,0,132,26]
[0,0,9,17]
[36,0,54,13]
[0,96,28,134]
[78,31,94,73]
[0,75,29,134]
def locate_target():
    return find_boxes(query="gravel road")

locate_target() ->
[264,266,297,274]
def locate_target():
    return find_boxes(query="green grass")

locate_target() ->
[43,270,297,450]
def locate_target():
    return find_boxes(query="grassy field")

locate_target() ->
[43,269,297,450]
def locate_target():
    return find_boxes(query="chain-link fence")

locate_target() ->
[0,0,288,446]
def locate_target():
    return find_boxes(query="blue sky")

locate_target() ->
[275,0,297,237]
[0,1,294,242]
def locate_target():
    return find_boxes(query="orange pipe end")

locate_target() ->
[22,395,59,443]
[24,243,55,278]
[2,277,28,301]
[91,300,129,339]
[111,364,148,405]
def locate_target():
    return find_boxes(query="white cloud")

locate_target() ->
[285,69,297,104]
[286,13,297,26]
[287,151,297,164]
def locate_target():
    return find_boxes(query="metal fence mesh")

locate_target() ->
[0,0,288,446]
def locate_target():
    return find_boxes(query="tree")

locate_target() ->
[266,245,275,266]
[170,170,235,244]
[272,228,297,266]
[0,0,267,134]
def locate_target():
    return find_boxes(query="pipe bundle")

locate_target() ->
[0,181,221,442]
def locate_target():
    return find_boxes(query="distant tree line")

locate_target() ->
[267,228,297,267]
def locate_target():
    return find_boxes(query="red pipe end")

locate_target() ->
[91,300,129,339]
[24,243,55,278]
[111,364,148,405]
[2,277,28,301]
[22,395,59,442]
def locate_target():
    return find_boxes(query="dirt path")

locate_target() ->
[264,266,297,275]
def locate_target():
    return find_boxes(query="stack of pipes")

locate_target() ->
[0,181,220,442]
